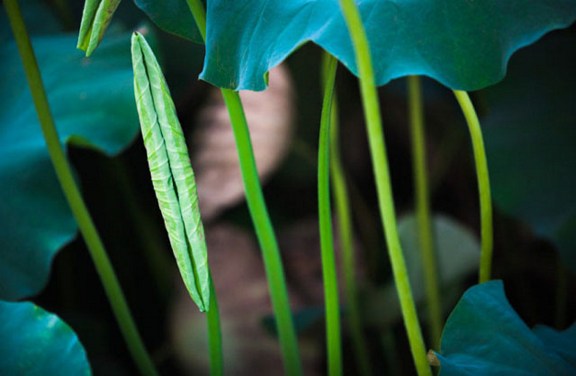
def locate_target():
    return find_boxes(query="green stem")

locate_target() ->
[220,90,302,375]
[4,2,158,375]
[452,91,493,283]
[207,276,223,376]
[319,54,342,376]
[330,78,371,376]
[408,76,442,348]
[338,1,431,375]
[186,2,302,374]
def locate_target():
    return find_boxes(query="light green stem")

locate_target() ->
[319,54,342,376]
[207,276,223,376]
[408,76,442,348]
[338,1,431,375]
[330,81,372,376]
[452,91,493,283]
[4,1,157,375]
[186,2,302,374]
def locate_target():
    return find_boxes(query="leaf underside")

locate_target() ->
[201,0,576,91]
[133,0,204,43]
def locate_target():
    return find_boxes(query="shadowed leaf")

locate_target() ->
[483,33,576,272]
[436,281,576,375]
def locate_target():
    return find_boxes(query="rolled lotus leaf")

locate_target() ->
[131,32,209,312]
[77,0,121,56]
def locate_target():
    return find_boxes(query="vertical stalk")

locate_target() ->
[207,276,223,376]
[4,1,158,375]
[408,76,442,348]
[220,90,302,375]
[319,54,342,376]
[452,91,493,283]
[338,1,431,375]
[186,2,302,374]
[330,83,372,376]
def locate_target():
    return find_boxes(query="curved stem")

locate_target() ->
[331,82,372,376]
[207,275,223,376]
[186,2,302,374]
[452,91,493,283]
[408,76,442,348]
[319,54,342,376]
[4,2,158,375]
[338,1,431,375]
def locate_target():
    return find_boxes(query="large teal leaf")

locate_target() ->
[436,281,576,375]
[0,300,91,375]
[482,34,576,272]
[201,0,576,91]
[133,0,203,42]
[0,33,139,300]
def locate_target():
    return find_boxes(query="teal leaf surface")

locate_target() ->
[133,0,203,42]
[202,0,576,91]
[482,34,576,272]
[436,281,576,375]
[0,33,139,300]
[0,300,91,375]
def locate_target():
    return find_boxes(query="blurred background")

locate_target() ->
[2,0,575,374]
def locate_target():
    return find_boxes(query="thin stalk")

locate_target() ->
[452,91,493,283]
[337,1,431,375]
[408,76,442,348]
[4,2,157,375]
[220,90,302,375]
[319,54,342,376]
[330,84,372,376]
[207,276,223,376]
[186,2,302,374]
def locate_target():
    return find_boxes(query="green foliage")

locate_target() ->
[200,0,576,90]
[436,281,576,375]
[483,33,576,272]
[0,300,91,375]
[131,32,210,312]
[0,32,139,300]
